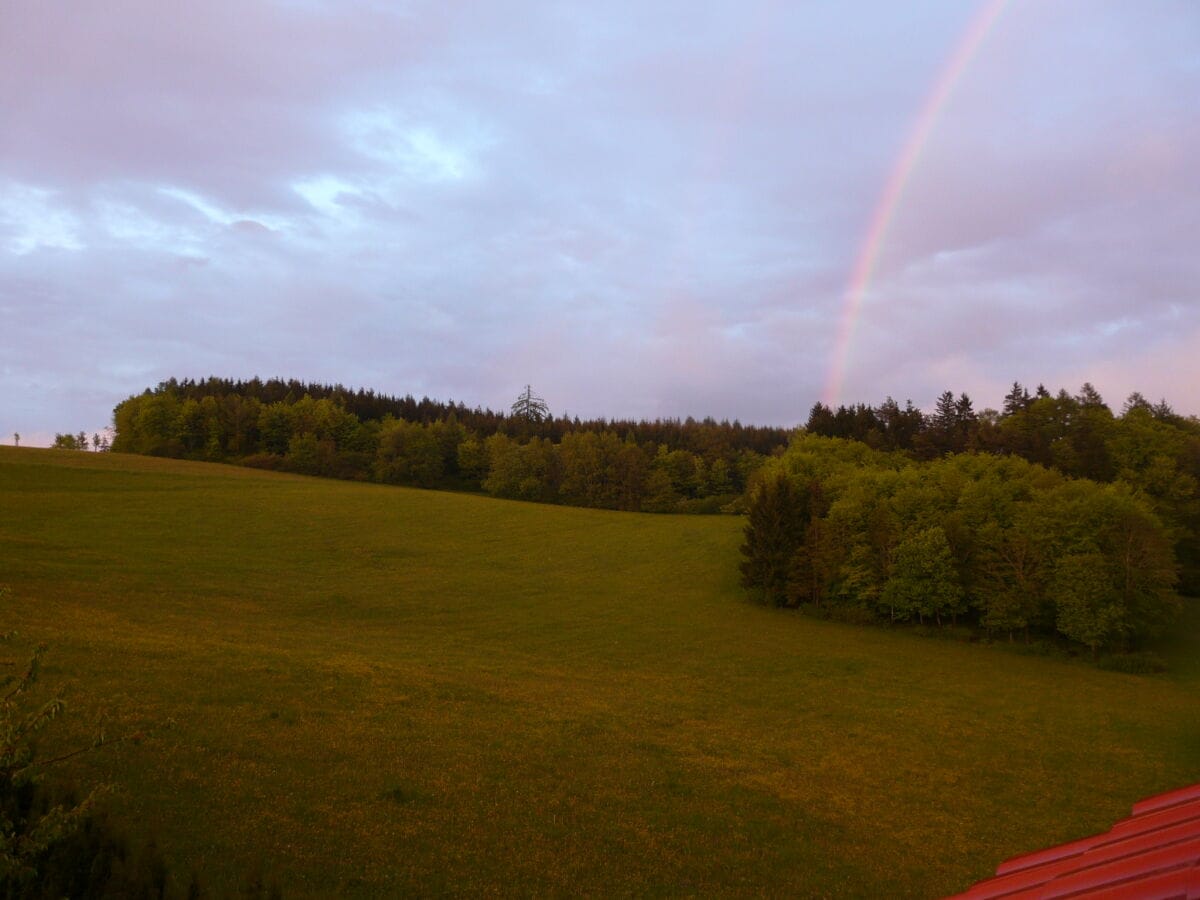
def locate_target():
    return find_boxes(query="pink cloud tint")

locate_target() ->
[1,1,1198,444]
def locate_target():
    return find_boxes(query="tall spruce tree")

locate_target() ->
[1002,382,1031,416]
[740,475,810,606]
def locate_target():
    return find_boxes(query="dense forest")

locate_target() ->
[106,378,788,513]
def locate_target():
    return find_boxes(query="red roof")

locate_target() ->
[951,783,1200,899]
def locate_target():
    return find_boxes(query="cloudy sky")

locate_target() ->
[2,1,1198,445]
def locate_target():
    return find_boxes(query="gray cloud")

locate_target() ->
[2,1,1198,444]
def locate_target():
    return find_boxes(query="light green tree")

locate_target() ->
[456,437,488,485]
[881,526,965,626]
[1053,552,1126,656]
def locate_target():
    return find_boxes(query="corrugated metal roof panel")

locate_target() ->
[950,784,1200,899]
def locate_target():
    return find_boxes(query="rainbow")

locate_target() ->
[822,0,1012,407]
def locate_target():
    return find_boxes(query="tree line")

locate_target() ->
[740,434,1183,658]
[102,378,1198,557]
[805,383,1200,593]
[108,379,788,513]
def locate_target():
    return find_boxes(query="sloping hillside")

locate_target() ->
[2,447,1197,896]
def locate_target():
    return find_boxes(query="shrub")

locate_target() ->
[239,453,285,471]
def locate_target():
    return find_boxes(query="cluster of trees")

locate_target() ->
[807,383,1200,592]
[109,379,787,513]
[51,432,110,451]
[807,382,1190,466]
[741,435,1182,656]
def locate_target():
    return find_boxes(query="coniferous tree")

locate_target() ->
[1151,399,1178,423]
[954,393,977,446]
[924,390,962,456]
[786,482,835,608]
[1002,382,1031,417]
[805,402,836,437]
[931,391,957,430]
[510,385,550,423]
[740,475,811,606]
[1075,382,1107,411]
[1122,392,1152,415]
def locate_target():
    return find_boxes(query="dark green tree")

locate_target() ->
[375,420,445,487]
[1122,392,1152,415]
[786,483,835,608]
[51,434,84,450]
[805,402,837,437]
[1075,382,1108,411]
[740,475,813,606]
[924,390,967,455]
[1002,382,1031,416]
[1,607,109,890]
[1053,552,1125,656]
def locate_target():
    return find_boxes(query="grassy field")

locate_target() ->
[2,446,1198,896]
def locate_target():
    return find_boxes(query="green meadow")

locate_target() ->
[2,446,1197,897]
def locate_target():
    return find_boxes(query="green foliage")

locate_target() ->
[482,434,560,502]
[881,526,965,625]
[808,382,1200,592]
[2,449,1199,897]
[640,466,680,513]
[284,434,331,477]
[109,379,779,514]
[739,475,812,605]
[744,437,1182,655]
[3,802,176,900]
[976,522,1046,639]
[455,437,488,484]
[1095,651,1170,674]
[50,434,87,451]
[0,618,109,892]
[1053,553,1126,656]
[558,431,645,510]
[0,591,217,898]
[786,514,836,609]
[257,403,294,456]
[374,419,444,487]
